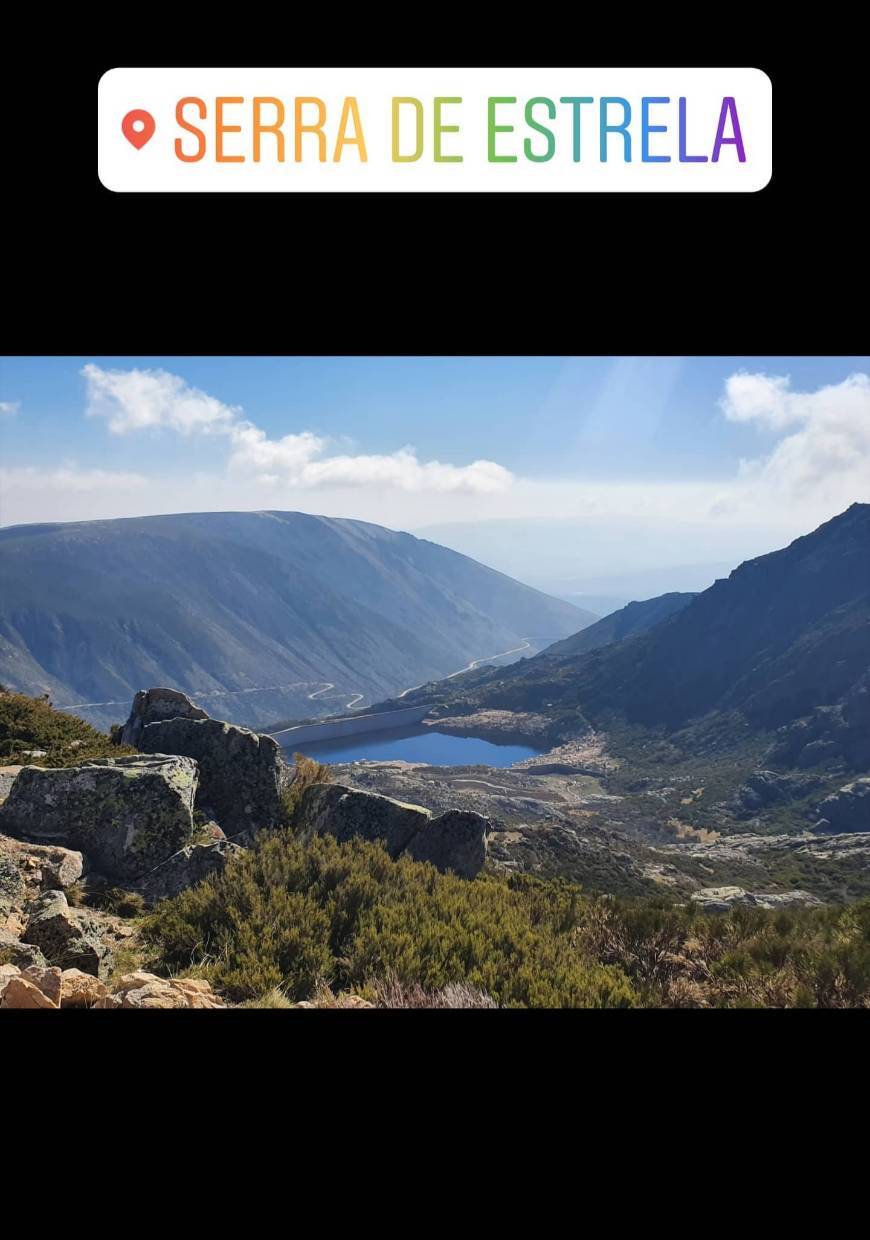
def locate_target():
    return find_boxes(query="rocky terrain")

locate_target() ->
[0,687,493,1007]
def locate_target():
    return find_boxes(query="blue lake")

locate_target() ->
[286,726,542,767]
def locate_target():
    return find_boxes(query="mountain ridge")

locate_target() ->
[0,509,592,730]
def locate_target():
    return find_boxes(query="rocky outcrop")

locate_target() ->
[296,783,429,857]
[138,716,290,835]
[733,769,823,815]
[405,809,490,879]
[0,964,225,1009]
[816,778,870,832]
[98,972,225,1010]
[295,782,490,878]
[0,929,48,969]
[0,755,198,881]
[22,890,112,978]
[766,674,870,773]
[690,886,822,913]
[120,687,209,748]
[138,839,242,902]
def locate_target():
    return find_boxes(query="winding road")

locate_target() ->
[397,639,531,699]
[57,639,532,718]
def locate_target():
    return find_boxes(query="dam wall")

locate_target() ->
[271,704,431,746]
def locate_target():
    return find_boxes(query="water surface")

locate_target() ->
[286,725,542,767]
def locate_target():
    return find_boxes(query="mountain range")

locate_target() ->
[400,504,870,761]
[0,510,593,730]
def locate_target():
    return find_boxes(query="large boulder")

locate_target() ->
[0,755,198,881]
[60,968,109,1008]
[139,717,289,835]
[120,687,209,748]
[296,783,431,858]
[138,839,242,902]
[296,782,490,877]
[0,929,48,969]
[816,778,870,832]
[22,890,112,978]
[1,972,58,1009]
[109,972,225,1009]
[404,809,490,879]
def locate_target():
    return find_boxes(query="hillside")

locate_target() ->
[0,511,592,730]
[399,505,870,760]
[542,592,695,661]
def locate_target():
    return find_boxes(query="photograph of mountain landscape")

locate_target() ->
[1,355,868,1011]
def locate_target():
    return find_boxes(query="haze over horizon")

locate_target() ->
[2,356,868,597]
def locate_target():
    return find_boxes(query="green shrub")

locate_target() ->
[0,690,136,767]
[139,816,870,1009]
[142,831,637,1008]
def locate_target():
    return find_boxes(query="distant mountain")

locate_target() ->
[0,511,593,730]
[405,505,870,757]
[543,593,696,661]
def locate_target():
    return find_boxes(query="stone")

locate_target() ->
[296,782,491,877]
[0,930,48,969]
[138,839,241,902]
[296,782,431,858]
[112,971,224,1009]
[0,766,23,803]
[39,847,85,890]
[816,778,870,833]
[690,886,822,912]
[0,755,198,881]
[21,965,62,1005]
[60,968,109,1009]
[120,687,209,748]
[139,716,290,835]
[0,856,23,906]
[93,993,123,1009]
[23,890,112,979]
[404,808,490,879]
[1,974,58,1008]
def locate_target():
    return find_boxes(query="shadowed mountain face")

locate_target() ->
[409,504,870,741]
[542,593,696,662]
[0,511,593,730]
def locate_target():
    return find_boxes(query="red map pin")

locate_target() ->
[122,109,156,150]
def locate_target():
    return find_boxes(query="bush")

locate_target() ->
[140,818,870,1009]
[0,690,136,767]
[142,831,638,1008]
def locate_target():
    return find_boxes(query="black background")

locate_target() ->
[6,27,865,358]
[3,20,867,1125]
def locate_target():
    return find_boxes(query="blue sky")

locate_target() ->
[2,354,865,478]
[2,356,868,596]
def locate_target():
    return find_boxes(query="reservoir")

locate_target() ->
[285,725,543,767]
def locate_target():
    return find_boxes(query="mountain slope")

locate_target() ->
[0,511,592,730]
[542,592,696,661]
[407,504,870,747]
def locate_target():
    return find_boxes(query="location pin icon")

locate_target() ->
[122,109,156,150]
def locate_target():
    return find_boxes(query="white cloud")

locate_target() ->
[83,363,239,436]
[0,401,20,416]
[81,364,512,495]
[721,371,870,505]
